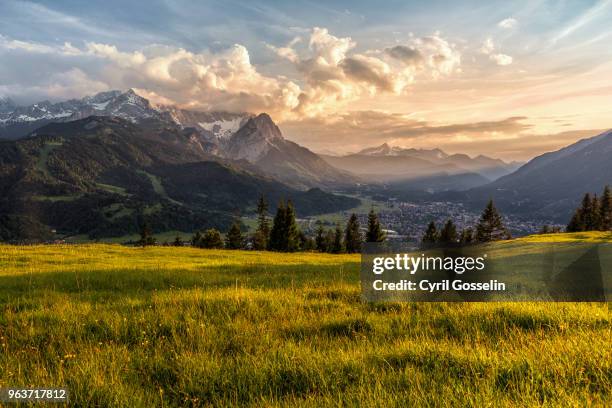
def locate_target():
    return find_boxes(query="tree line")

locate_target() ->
[567,186,612,232]
[421,199,511,247]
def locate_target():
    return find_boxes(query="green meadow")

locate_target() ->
[0,233,610,406]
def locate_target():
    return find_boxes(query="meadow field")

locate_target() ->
[0,233,610,406]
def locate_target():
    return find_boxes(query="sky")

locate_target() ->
[1,0,612,160]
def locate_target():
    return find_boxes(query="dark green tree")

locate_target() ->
[225,219,244,249]
[201,228,224,249]
[344,213,362,253]
[438,219,458,244]
[173,235,183,247]
[138,222,156,247]
[324,229,335,253]
[422,221,438,245]
[268,201,287,251]
[600,185,612,230]
[285,201,301,252]
[252,195,270,250]
[191,231,203,247]
[314,221,327,252]
[331,223,344,254]
[459,227,474,244]
[366,209,385,243]
[475,200,511,242]
[589,194,601,230]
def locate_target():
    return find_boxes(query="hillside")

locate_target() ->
[460,130,612,220]
[0,116,358,241]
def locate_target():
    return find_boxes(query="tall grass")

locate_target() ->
[0,236,610,407]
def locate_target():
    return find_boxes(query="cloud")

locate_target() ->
[281,111,532,155]
[498,18,518,29]
[479,37,513,66]
[490,53,513,66]
[384,45,423,65]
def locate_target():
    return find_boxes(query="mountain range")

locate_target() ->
[1,89,609,239]
[321,143,521,190]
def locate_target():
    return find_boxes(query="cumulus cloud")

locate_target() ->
[0,28,462,119]
[490,53,513,66]
[498,18,518,29]
[479,37,513,66]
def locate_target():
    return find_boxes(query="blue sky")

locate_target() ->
[1,0,611,158]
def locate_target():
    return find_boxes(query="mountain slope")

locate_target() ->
[460,130,612,220]
[0,116,358,241]
[224,114,357,189]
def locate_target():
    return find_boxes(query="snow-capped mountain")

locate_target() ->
[161,107,251,140]
[0,96,16,114]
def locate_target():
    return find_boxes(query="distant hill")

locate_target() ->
[0,116,359,241]
[457,130,612,221]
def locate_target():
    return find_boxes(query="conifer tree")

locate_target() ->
[173,235,183,247]
[438,219,458,244]
[590,194,601,230]
[252,195,270,250]
[566,209,584,232]
[475,200,511,242]
[324,229,335,253]
[459,227,474,244]
[366,209,386,242]
[201,228,224,249]
[331,223,344,254]
[578,193,595,231]
[191,231,203,247]
[600,185,612,230]
[344,213,362,253]
[268,200,287,251]
[422,221,438,245]
[315,221,326,252]
[138,221,156,247]
[285,200,300,252]
[225,219,243,249]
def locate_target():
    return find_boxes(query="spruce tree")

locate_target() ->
[324,229,335,253]
[269,201,287,251]
[566,209,584,232]
[315,221,326,252]
[600,185,612,230]
[579,193,596,231]
[422,221,438,245]
[191,231,203,247]
[475,200,511,242]
[459,227,474,244]
[285,201,301,252]
[138,222,156,247]
[331,223,344,254]
[438,219,458,244]
[173,235,183,247]
[252,195,270,250]
[225,219,243,249]
[201,228,224,249]
[344,213,362,253]
[366,209,385,243]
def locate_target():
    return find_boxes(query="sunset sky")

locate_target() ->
[1,0,611,160]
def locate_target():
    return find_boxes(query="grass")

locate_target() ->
[0,233,610,407]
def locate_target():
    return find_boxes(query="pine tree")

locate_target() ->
[600,185,612,230]
[344,213,362,253]
[578,193,595,231]
[366,209,385,243]
[285,201,301,252]
[225,219,243,249]
[475,200,511,242]
[191,231,203,247]
[201,228,224,249]
[324,229,335,253]
[173,235,183,247]
[438,219,458,245]
[459,227,474,244]
[331,223,344,254]
[566,209,584,232]
[315,221,326,252]
[138,222,156,247]
[422,221,438,245]
[269,201,287,251]
[252,195,270,250]
[589,194,601,230]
